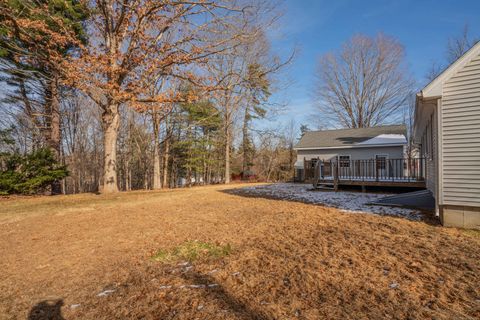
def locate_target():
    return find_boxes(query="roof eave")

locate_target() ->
[294,143,406,151]
[421,40,480,98]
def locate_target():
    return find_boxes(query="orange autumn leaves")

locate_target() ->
[3,0,241,111]
[0,1,80,72]
[64,1,232,111]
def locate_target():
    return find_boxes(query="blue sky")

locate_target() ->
[267,0,480,129]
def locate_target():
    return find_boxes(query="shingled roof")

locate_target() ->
[295,125,407,149]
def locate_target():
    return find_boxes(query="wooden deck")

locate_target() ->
[301,158,426,190]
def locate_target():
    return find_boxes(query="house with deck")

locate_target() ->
[414,41,480,229]
[294,125,426,190]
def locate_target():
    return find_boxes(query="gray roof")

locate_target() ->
[295,125,407,149]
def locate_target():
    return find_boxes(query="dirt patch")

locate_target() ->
[1,184,479,319]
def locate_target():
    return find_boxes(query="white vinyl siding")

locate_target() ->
[441,52,480,207]
[426,112,437,195]
[296,146,404,163]
[416,101,437,196]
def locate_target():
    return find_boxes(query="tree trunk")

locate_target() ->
[203,132,209,184]
[102,103,120,193]
[225,126,231,184]
[162,127,170,188]
[242,106,250,177]
[124,158,130,191]
[153,141,161,189]
[45,76,62,195]
[19,79,42,148]
[144,171,149,190]
[149,112,161,189]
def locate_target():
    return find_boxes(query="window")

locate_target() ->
[376,155,387,170]
[420,114,435,160]
[339,155,350,168]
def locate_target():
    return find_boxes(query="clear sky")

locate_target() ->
[267,0,480,129]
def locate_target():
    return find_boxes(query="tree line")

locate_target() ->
[1,1,474,195]
[0,0,296,195]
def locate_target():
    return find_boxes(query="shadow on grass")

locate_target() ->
[181,271,272,320]
[220,186,441,227]
[28,299,64,320]
[220,186,308,203]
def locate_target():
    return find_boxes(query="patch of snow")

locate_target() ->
[97,289,116,297]
[389,283,399,289]
[357,134,407,145]
[173,283,219,289]
[70,304,81,309]
[235,183,421,220]
[159,285,172,289]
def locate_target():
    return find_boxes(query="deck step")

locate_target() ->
[314,183,335,190]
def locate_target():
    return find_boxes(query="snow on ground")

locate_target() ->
[235,183,422,220]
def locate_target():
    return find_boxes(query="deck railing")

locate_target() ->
[304,157,426,185]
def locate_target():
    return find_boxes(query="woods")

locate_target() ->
[0,0,293,194]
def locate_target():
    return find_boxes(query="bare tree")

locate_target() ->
[446,24,478,64]
[426,24,478,81]
[314,34,413,128]
[69,0,253,193]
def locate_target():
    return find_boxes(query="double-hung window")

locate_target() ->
[339,155,351,168]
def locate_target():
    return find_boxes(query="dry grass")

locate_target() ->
[0,183,479,319]
[151,240,232,262]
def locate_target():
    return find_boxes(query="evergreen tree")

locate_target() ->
[0,0,87,193]
[242,63,271,177]
[0,128,68,194]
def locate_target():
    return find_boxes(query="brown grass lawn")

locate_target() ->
[1,184,479,320]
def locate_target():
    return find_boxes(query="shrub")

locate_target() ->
[0,148,68,195]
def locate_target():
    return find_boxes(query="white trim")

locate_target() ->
[294,143,406,151]
[413,96,440,140]
[437,99,443,207]
[422,41,480,98]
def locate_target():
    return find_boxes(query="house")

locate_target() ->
[414,41,480,229]
[294,125,425,189]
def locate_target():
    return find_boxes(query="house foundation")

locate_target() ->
[440,205,480,230]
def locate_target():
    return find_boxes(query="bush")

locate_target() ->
[0,148,68,195]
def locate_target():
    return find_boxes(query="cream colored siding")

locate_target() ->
[441,53,480,207]
[427,111,437,195]
[415,101,437,196]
